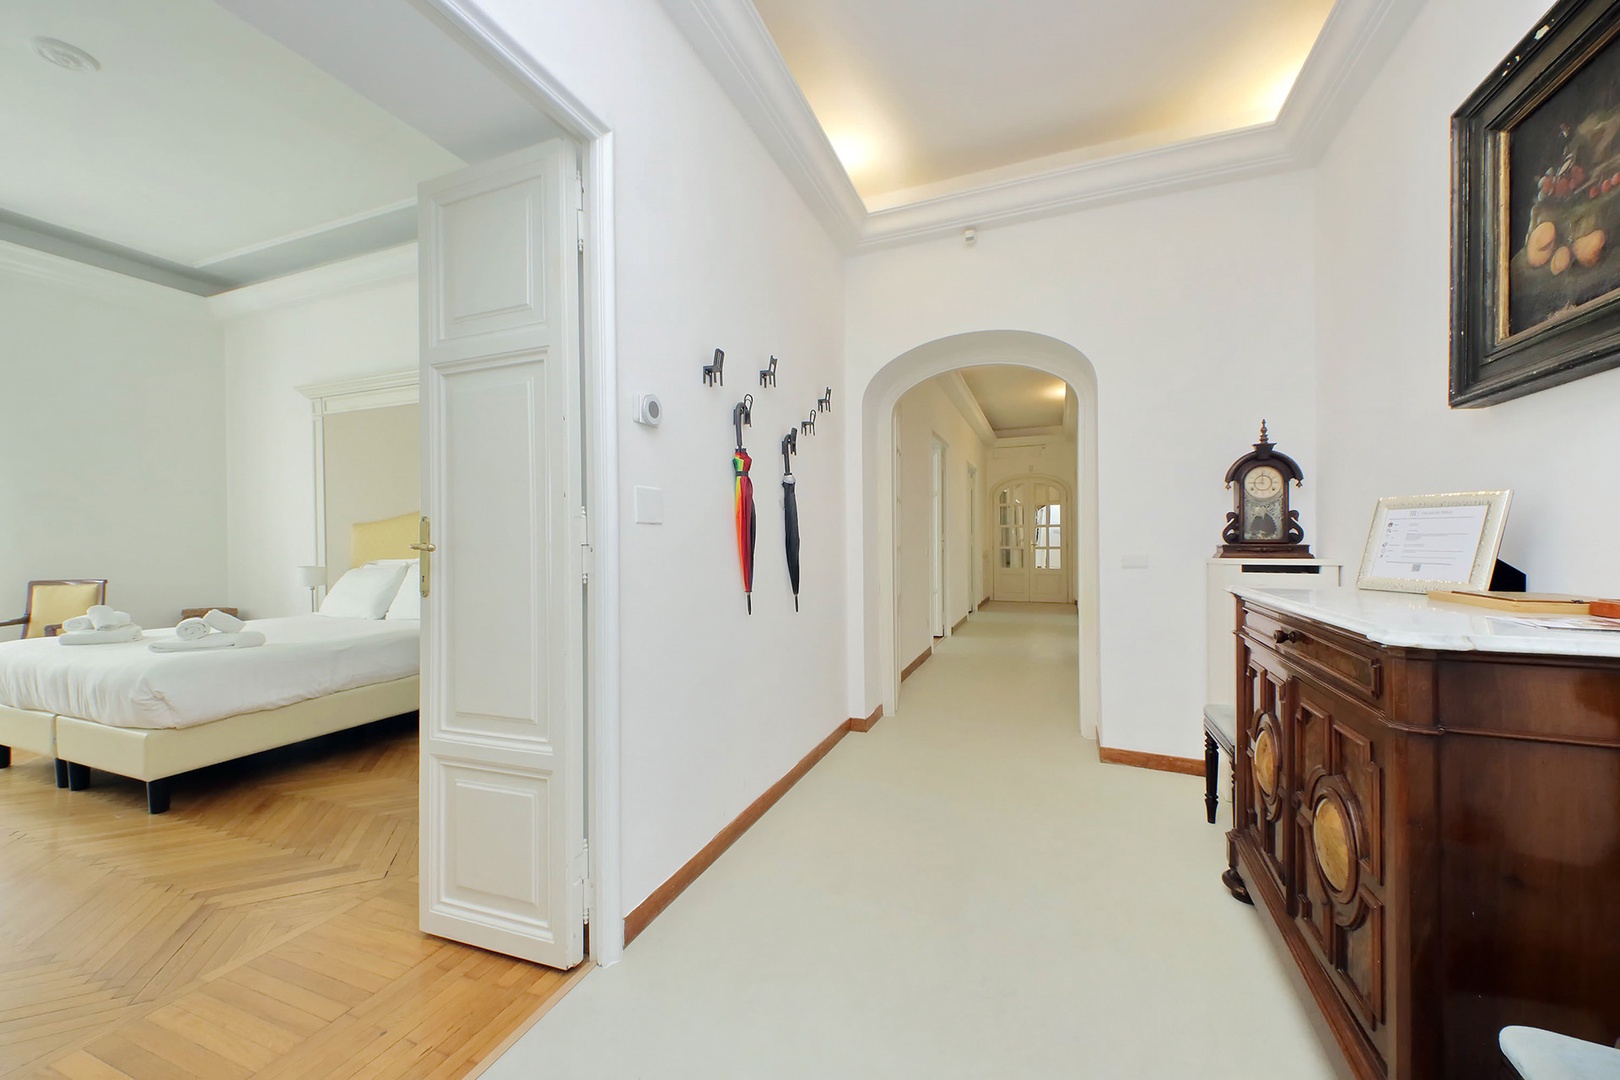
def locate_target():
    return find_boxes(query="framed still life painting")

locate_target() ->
[1453,0,1620,406]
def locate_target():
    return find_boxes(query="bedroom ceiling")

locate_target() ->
[751,0,1335,203]
[0,0,559,295]
[958,365,1069,434]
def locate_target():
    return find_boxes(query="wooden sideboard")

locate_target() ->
[1226,588,1620,1080]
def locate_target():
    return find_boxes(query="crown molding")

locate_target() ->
[0,239,215,321]
[208,243,417,318]
[660,0,1415,251]
[938,371,997,446]
[659,0,864,247]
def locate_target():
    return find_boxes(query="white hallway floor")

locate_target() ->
[488,603,1342,1078]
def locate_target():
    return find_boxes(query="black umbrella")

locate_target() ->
[781,430,801,611]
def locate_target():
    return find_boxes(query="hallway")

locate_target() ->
[489,605,1340,1078]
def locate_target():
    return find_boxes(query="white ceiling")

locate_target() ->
[752,0,1335,202]
[660,0,1418,248]
[956,366,1069,434]
[1,0,562,294]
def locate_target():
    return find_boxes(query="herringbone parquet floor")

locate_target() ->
[0,717,585,1079]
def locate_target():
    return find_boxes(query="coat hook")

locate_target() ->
[703,348,724,387]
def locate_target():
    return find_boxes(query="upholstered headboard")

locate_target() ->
[350,512,419,568]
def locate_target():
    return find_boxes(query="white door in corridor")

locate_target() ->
[993,478,1068,603]
[417,138,587,969]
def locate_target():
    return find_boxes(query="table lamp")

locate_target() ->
[296,565,326,612]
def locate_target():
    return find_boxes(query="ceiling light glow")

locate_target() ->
[1044,381,1069,401]
[830,133,871,176]
[34,37,101,73]
[1262,67,1301,119]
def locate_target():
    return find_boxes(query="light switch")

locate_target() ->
[1122,554,1149,570]
[634,486,664,524]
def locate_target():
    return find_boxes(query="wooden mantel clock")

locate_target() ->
[1217,421,1312,558]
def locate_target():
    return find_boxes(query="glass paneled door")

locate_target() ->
[992,478,1068,603]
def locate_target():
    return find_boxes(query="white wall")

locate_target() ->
[219,253,418,619]
[893,380,988,670]
[477,0,849,916]
[1314,0,1620,597]
[845,172,1318,759]
[0,245,226,630]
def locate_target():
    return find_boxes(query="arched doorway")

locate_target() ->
[853,330,1101,739]
[992,475,1070,603]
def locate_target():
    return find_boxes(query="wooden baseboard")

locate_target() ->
[849,705,883,733]
[951,613,968,633]
[981,595,991,607]
[900,647,932,682]
[1098,746,1205,776]
[624,719,852,945]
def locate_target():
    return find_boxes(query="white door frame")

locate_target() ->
[966,463,979,613]
[930,435,946,639]
[423,1,623,967]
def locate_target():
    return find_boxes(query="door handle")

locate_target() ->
[412,517,434,598]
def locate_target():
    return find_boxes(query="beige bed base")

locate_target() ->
[0,703,69,788]
[35,676,419,814]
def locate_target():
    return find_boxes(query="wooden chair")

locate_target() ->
[0,579,108,639]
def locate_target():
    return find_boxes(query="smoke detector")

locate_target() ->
[34,38,101,73]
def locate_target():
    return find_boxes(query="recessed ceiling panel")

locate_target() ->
[0,0,465,268]
[958,365,1068,433]
[753,0,1335,200]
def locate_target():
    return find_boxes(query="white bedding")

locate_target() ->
[0,616,419,730]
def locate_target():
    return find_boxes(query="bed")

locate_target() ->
[0,516,422,813]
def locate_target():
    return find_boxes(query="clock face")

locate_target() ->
[1244,466,1284,500]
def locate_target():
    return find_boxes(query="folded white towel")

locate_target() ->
[58,625,144,646]
[62,615,94,632]
[175,617,210,641]
[202,609,244,633]
[88,605,133,630]
[148,630,265,653]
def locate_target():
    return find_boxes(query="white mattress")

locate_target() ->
[0,615,420,730]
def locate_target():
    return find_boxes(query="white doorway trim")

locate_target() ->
[416,1,624,967]
[930,435,946,640]
[858,331,1101,741]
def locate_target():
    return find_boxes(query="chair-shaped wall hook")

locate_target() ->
[703,348,725,387]
[817,387,832,413]
[759,355,778,388]
[800,409,816,436]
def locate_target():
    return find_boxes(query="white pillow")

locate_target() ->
[319,563,409,619]
[384,569,421,620]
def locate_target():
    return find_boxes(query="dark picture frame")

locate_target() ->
[1452,0,1620,406]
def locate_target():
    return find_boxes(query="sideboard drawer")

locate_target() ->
[1244,605,1384,707]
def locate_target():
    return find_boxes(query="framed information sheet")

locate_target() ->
[1356,491,1513,594]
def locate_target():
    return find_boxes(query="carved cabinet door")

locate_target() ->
[1239,650,1294,905]
[1290,678,1388,1052]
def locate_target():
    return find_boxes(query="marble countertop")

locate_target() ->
[1230,586,1620,658]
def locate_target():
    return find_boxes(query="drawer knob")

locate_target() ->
[1273,629,1301,645]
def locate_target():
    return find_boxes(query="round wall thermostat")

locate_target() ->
[634,394,663,426]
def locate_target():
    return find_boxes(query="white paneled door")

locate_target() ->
[417,139,586,968]
[993,478,1068,604]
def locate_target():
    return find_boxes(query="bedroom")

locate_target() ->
[0,0,608,1073]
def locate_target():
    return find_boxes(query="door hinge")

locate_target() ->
[575,171,585,253]
[576,839,592,923]
[574,508,591,585]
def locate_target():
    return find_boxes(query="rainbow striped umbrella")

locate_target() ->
[732,396,757,614]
